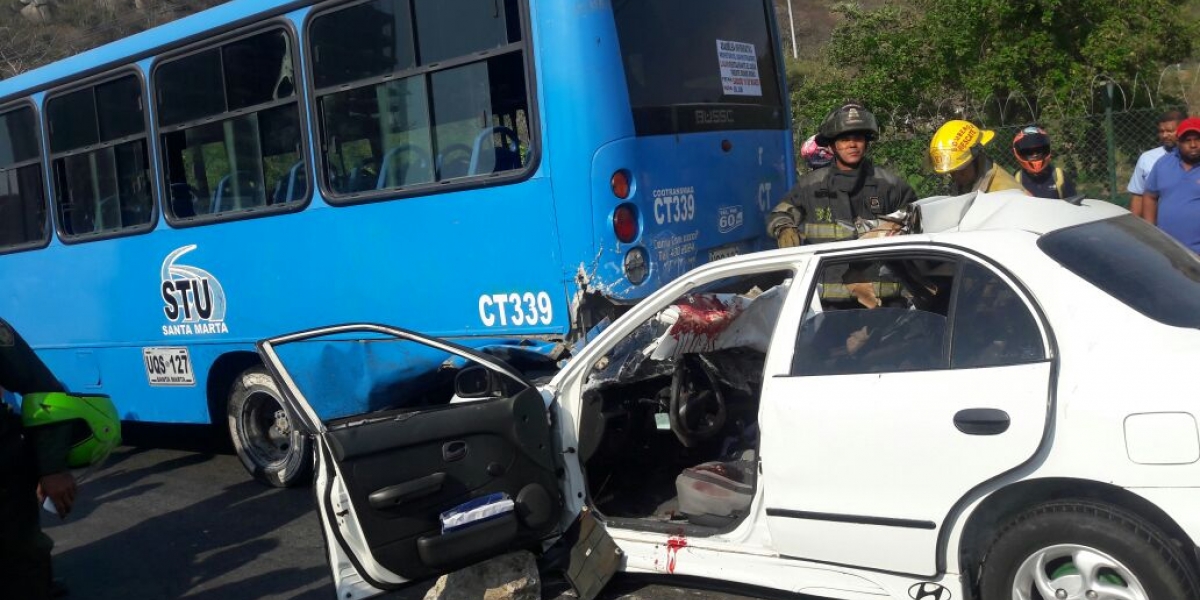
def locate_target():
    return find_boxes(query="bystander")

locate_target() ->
[1129,109,1185,219]
[1144,117,1200,252]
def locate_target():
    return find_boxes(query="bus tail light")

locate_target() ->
[611,170,631,199]
[624,247,649,286]
[613,203,639,243]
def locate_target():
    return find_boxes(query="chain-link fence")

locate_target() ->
[791,68,1199,203]
[862,106,1186,205]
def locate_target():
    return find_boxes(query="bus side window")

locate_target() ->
[0,106,48,250]
[156,28,306,221]
[310,0,532,198]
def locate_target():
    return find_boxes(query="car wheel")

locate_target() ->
[980,501,1198,600]
[227,366,312,488]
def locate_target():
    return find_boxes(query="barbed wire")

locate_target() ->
[797,65,1200,137]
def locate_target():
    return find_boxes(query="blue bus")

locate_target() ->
[0,0,794,486]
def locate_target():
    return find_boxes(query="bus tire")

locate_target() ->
[227,367,312,488]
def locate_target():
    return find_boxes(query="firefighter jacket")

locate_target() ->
[767,160,917,301]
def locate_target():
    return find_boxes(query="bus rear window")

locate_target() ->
[1038,215,1200,329]
[613,0,785,136]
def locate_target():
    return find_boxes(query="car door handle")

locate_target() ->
[954,408,1011,435]
[368,472,446,509]
[442,440,468,462]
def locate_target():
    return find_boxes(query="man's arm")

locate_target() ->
[1130,194,1143,218]
[1145,192,1159,225]
[766,198,805,248]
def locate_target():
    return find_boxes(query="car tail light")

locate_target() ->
[613,203,638,243]
[611,170,631,199]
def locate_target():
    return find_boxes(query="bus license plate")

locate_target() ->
[709,244,740,262]
[143,347,195,386]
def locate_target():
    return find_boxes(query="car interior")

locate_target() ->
[577,269,793,535]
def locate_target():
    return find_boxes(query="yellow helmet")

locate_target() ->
[929,120,996,174]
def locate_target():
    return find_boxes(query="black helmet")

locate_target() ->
[816,103,879,145]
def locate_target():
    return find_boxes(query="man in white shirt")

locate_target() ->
[1128,110,1184,219]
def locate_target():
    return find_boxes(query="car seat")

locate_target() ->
[675,454,755,527]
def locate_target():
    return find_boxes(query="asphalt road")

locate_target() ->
[40,425,766,600]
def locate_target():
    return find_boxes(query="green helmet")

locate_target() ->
[816,103,879,145]
[22,392,121,469]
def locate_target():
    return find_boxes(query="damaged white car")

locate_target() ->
[258,190,1200,600]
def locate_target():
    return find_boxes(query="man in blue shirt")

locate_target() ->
[1145,117,1200,252]
[1129,110,1184,219]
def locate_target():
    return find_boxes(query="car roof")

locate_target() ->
[916,189,1126,235]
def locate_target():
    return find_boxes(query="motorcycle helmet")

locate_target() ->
[22,392,121,469]
[1012,126,1052,175]
[929,120,995,174]
[800,134,834,169]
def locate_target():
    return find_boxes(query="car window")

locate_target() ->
[1039,214,1200,329]
[792,255,1048,376]
[791,257,954,376]
[950,262,1045,368]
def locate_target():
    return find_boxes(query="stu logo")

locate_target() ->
[161,245,229,336]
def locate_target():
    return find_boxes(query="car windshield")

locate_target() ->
[1038,214,1200,329]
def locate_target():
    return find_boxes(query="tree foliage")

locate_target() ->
[790,0,1200,130]
[0,0,227,79]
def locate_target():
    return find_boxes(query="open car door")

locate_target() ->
[257,324,573,599]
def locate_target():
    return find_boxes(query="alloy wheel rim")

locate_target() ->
[1011,544,1148,600]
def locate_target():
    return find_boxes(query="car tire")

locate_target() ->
[980,501,1199,600]
[227,366,312,488]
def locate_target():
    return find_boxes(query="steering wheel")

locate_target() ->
[668,354,727,448]
[437,143,473,179]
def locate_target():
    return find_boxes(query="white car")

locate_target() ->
[259,190,1200,600]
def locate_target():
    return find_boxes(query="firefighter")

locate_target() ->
[929,120,1024,194]
[768,103,916,248]
[0,318,120,599]
[767,103,916,308]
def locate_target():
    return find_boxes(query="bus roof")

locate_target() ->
[0,0,309,106]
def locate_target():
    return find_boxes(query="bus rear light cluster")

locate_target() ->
[613,203,639,243]
[624,247,649,286]
[610,170,631,199]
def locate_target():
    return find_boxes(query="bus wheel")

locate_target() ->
[227,367,312,488]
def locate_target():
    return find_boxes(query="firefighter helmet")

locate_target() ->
[929,120,995,174]
[816,104,879,145]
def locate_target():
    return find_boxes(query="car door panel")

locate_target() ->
[257,324,569,593]
[759,250,1053,576]
[760,363,1051,575]
[324,388,560,579]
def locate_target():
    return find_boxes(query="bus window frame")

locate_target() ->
[150,18,314,229]
[43,67,160,244]
[0,99,52,255]
[303,0,543,207]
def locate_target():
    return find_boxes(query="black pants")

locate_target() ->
[0,459,52,599]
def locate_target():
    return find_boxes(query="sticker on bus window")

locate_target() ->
[716,40,762,97]
[143,347,195,386]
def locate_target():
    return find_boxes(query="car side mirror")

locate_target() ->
[455,366,502,399]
